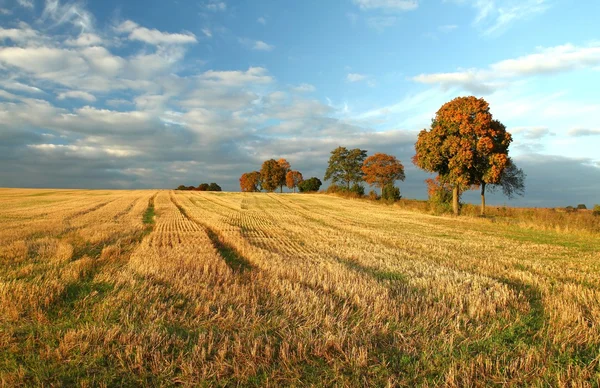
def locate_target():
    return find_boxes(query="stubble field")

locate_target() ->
[0,188,599,386]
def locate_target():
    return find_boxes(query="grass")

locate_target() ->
[0,188,599,386]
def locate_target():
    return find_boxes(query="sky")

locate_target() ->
[0,0,599,207]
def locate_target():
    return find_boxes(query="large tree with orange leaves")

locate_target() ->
[361,153,405,193]
[240,171,261,192]
[286,170,303,193]
[413,96,512,215]
[261,159,285,192]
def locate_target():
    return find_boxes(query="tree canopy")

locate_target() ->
[362,153,405,191]
[261,159,286,192]
[286,170,303,193]
[298,177,322,192]
[324,146,367,189]
[414,96,513,215]
[240,171,262,192]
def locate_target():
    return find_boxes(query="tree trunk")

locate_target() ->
[280,185,283,193]
[452,186,460,216]
[480,183,486,216]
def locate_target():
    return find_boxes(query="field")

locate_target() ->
[1,188,599,386]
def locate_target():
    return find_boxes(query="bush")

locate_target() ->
[299,177,322,192]
[208,183,222,191]
[368,190,379,201]
[565,206,575,212]
[594,204,600,216]
[577,204,587,210]
[382,184,401,202]
[350,183,365,196]
[198,183,210,191]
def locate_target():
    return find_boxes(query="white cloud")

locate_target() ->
[413,43,600,93]
[239,38,274,51]
[511,126,554,139]
[347,73,368,82]
[257,17,266,25]
[116,20,197,45]
[202,28,212,38]
[17,0,34,9]
[445,0,550,35]
[65,33,104,46]
[353,0,418,11]
[1,81,44,94]
[205,1,226,11]
[42,0,94,32]
[292,83,316,93]
[0,23,39,43]
[568,128,600,137]
[57,90,97,102]
[199,67,274,87]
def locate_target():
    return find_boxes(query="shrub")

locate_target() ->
[208,183,222,191]
[350,183,365,196]
[593,204,600,216]
[381,184,401,202]
[368,190,379,201]
[577,204,587,210]
[299,177,322,193]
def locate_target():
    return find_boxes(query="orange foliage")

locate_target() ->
[361,153,405,190]
[286,170,303,192]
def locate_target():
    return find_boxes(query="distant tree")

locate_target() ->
[198,183,210,191]
[298,177,322,192]
[240,171,262,192]
[593,204,600,216]
[286,170,303,193]
[177,185,187,190]
[277,158,291,193]
[362,153,405,195]
[187,186,196,191]
[324,146,367,190]
[261,159,285,192]
[208,183,222,191]
[577,204,587,210]
[414,96,512,215]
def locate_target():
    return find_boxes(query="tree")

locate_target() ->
[260,159,285,192]
[198,183,210,191]
[324,146,367,190]
[298,177,322,192]
[208,183,221,191]
[414,96,512,215]
[240,171,261,192]
[361,153,405,195]
[277,158,291,193]
[286,170,303,193]
[177,185,187,190]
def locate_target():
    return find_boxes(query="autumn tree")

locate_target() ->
[414,96,512,215]
[286,170,303,193]
[240,171,262,192]
[362,153,405,196]
[277,158,291,193]
[324,146,367,190]
[260,159,285,192]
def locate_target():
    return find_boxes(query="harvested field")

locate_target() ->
[1,188,599,386]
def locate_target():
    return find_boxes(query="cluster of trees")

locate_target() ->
[324,147,405,201]
[414,96,525,215]
[176,183,222,191]
[240,158,322,193]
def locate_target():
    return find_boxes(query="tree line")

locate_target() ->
[176,183,222,191]
[238,96,525,217]
[240,158,322,193]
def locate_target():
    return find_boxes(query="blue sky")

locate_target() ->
[0,0,599,207]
